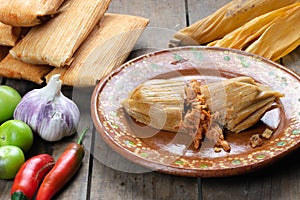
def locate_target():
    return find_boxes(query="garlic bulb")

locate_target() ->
[14,74,80,142]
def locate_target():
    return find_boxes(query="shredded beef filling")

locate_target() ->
[179,80,231,152]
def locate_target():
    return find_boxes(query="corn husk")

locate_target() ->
[45,13,149,87]
[10,0,112,67]
[122,77,284,151]
[245,4,300,61]
[169,0,299,47]
[0,22,21,46]
[0,54,53,84]
[200,77,283,132]
[207,3,300,50]
[123,78,186,132]
[0,0,65,27]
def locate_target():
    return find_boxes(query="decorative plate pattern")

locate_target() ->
[91,46,300,177]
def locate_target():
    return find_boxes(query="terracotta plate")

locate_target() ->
[91,46,300,177]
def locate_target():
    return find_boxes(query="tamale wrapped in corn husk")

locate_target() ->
[0,0,65,27]
[207,3,299,50]
[0,22,21,46]
[0,54,53,84]
[245,4,300,61]
[122,77,284,151]
[45,13,149,87]
[169,0,299,47]
[10,0,112,67]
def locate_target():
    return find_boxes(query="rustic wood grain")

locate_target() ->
[185,1,300,200]
[186,0,231,25]
[88,1,199,200]
[1,1,300,200]
[282,46,300,75]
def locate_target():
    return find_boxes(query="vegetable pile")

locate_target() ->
[0,75,87,200]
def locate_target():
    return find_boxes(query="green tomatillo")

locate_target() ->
[0,120,33,152]
[0,85,21,123]
[0,145,25,179]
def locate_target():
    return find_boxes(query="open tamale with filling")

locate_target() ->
[169,0,299,47]
[122,77,284,152]
[10,0,112,67]
[0,0,65,27]
[0,22,21,46]
[0,54,53,84]
[45,13,149,87]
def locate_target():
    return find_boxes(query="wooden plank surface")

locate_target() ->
[1,1,300,200]
[89,1,199,200]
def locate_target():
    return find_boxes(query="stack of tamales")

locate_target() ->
[0,0,149,86]
[170,0,300,62]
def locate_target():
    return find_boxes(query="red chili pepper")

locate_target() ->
[10,154,55,200]
[36,128,89,200]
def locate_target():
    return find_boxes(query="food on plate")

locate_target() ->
[0,22,21,46]
[249,134,263,148]
[0,145,25,179]
[0,85,21,123]
[0,120,33,153]
[45,13,150,87]
[36,128,89,199]
[0,54,53,84]
[10,0,112,67]
[0,0,64,27]
[11,154,55,200]
[122,77,284,152]
[14,74,80,142]
[169,0,298,46]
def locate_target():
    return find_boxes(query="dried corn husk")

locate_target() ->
[200,77,283,132]
[0,0,65,27]
[0,54,53,84]
[10,0,112,67]
[122,77,284,151]
[169,0,299,47]
[123,78,186,132]
[0,22,21,46]
[45,13,149,87]
[245,5,300,61]
[207,3,300,50]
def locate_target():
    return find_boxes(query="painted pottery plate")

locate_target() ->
[91,46,300,177]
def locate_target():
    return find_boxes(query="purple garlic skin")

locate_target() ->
[13,75,80,142]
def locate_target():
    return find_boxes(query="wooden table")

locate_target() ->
[1,0,300,199]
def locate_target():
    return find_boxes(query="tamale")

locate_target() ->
[0,22,21,46]
[122,77,284,151]
[45,13,149,87]
[207,3,300,50]
[10,0,112,67]
[0,54,53,84]
[245,5,300,61]
[169,0,299,47]
[0,0,65,27]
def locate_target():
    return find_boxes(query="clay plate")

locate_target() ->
[91,46,300,177]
